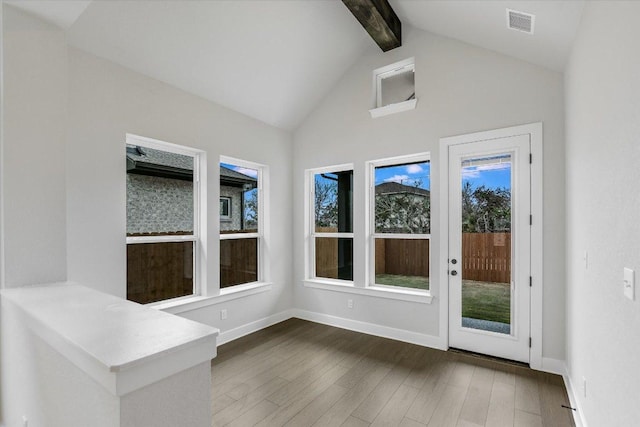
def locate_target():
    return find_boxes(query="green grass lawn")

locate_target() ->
[462,280,511,324]
[375,274,429,290]
[374,275,511,325]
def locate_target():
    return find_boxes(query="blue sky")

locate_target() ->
[221,162,258,179]
[375,161,431,189]
[224,159,509,192]
[461,157,511,190]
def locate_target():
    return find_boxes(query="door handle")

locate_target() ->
[451,270,458,276]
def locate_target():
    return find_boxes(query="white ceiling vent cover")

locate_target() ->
[506,9,535,34]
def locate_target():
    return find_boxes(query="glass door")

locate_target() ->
[448,134,531,363]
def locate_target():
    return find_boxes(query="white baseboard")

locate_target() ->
[563,371,588,427]
[217,309,294,346]
[540,357,566,375]
[291,309,445,350]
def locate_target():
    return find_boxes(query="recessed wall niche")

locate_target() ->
[369,57,417,118]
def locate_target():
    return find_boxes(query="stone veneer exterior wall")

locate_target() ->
[127,174,194,234]
[220,186,244,232]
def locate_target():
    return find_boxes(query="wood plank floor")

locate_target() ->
[211,319,575,427]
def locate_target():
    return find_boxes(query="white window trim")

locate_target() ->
[366,152,432,298]
[151,281,273,315]
[303,279,432,304]
[125,133,206,303]
[305,164,354,285]
[219,155,269,290]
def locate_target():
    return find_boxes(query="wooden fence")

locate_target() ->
[461,232,511,283]
[127,237,258,303]
[127,241,194,304]
[375,239,430,277]
[314,230,353,279]
[220,238,258,288]
[315,238,339,279]
[315,231,510,283]
[127,231,511,303]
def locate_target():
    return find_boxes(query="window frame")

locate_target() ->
[219,156,267,292]
[375,61,415,108]
[306,164,355,285]
[219,196,232,221]
[367,153,431,293]
[125,133,205,304]
[369,57,418,118]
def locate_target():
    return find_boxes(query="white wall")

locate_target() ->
[66,47,293,329]
[1,5,67,287]
[1,7,294,424]
[565,2,640,425]
[0,2,293,334]
[293,25,566,360]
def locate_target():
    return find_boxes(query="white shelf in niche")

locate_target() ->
[369,98,417,118]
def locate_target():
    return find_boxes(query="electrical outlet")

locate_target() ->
[220,309,228,320]
[583,376,587,398]
[624,267,635,301]
[583,250,588,269]
[347,299,353,309]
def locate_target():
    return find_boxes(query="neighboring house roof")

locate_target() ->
[126,145,193,181]
[220,165,257,189]
[126,145,257,189]
[375,181,430,196]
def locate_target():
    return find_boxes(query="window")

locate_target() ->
[220,157,264,289]
[220,197,231,220]
[125,134,203,304]
[369,154,430,291]
[370,57,417,118]
[308,166,354,282]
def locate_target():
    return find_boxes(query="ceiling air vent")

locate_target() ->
[506,9,535,34]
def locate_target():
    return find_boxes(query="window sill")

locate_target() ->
[369,99,417,118]
[150,282,272,315]
[303,279,433,304]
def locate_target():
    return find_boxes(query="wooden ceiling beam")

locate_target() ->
[342,0,402,52]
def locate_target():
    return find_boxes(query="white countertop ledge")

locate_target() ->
[0,282,219,396]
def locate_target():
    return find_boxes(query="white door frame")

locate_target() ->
[438,123,543,369]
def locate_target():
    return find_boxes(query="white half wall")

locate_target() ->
[293,25,566,361]
[0,295,119,427]
[1,5,67,287]
[565,2,640,426]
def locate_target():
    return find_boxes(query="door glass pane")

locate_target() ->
[460,154,512,334]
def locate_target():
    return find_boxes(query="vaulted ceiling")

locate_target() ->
[5,1,584,131]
